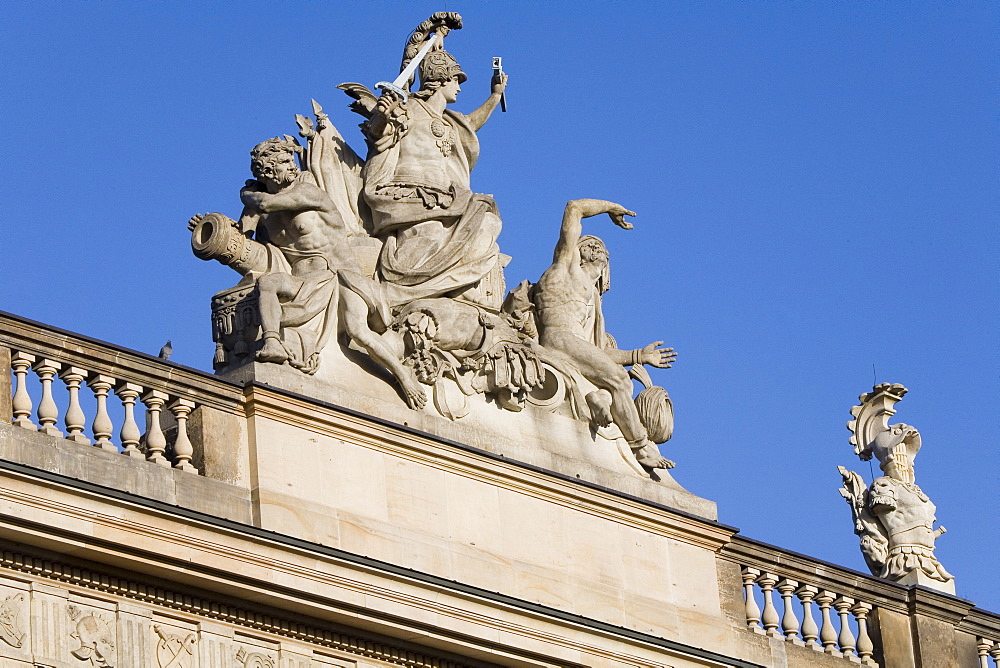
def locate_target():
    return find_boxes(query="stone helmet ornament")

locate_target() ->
[419,49,467,87]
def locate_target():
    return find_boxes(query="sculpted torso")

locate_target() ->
[253,181,360,275]
[535,264,597,336]
[870,479,938,548]
[392,103,466,192]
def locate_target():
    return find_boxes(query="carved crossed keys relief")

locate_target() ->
[68,605,116,667]
[154,625,197,668]
[0,592,26,648]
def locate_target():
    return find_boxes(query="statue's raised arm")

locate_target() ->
[551,199,636,268]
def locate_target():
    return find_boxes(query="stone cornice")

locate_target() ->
[244,384,736,552]
[906,586,976,626]
[959,607,1000,639]
[0,459,762,668]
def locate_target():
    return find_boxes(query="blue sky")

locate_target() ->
[2,2,997,610]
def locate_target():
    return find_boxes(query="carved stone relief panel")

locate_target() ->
[68,604,116,667]
[0,581,31,664]
[0,591,26,649]
[154,624,198,668]
[237,646,276,667]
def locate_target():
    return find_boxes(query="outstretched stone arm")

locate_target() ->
[240,182,329,214]
[604,341,677,368]
[467,71,508,131]
[551,199,635,267]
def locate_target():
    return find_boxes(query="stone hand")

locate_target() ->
[376,88,404,116]
[491,71,508,96]
[187,213,206,231]
[641,342,676,368]
[607,204,636,230]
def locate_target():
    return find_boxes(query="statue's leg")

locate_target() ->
[541,330,670,469]
[542,330,645,441]
[339,289,427,410]
[256,272,298,363]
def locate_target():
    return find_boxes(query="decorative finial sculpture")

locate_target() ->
[839,383,954,592]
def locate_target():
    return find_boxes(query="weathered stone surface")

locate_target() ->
[0,422,251,524]
[229,359,714,518]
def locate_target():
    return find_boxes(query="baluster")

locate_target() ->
[989,641,1000,668]
[816,590,840,655]
[834,596,857,657]
[32,359,63,437]
[976,638,990,668]
[776,578,801,643]
[795,584,821,649]
[168,398,197,473]
[852,602,875,665]
[741,567,763,633]
[115,382,144,458]
[58,366,90,445]
[741,567,764,633]
[11,352,36,429]
[142,389,169,466]
[86,374,117,452]
[756,572,781,638]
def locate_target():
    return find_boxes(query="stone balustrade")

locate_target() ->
[723,535,1000,667]
[740,565,878,664]
[979,636,1000,667]
[0,311,244,479]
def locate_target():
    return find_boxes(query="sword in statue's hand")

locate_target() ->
[493,57,507,112]
[376,33,441,102]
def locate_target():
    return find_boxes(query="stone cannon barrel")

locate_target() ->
[190,212,269,275]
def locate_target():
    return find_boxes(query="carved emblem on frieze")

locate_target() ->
[154,625,197,668]
[68,605,116,667]
[237,646,276,667]
[0,592,26,648]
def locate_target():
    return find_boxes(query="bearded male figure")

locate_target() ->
[533,199,677,469]
[361,13,508,310]
[195,137,426,409]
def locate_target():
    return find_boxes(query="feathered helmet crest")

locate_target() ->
[399,12,466,91]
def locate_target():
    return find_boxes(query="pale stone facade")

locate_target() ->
[1,311,998,667]
[0,10,998,668]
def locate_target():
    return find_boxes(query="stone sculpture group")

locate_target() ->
[839,383,954,593]
[189,12,677,472]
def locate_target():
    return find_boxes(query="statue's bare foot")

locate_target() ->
[399,372,427,410]
[586,390,613,428]
[634,442,674,469]
[638,455,675,469]
[257,337,289,363]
